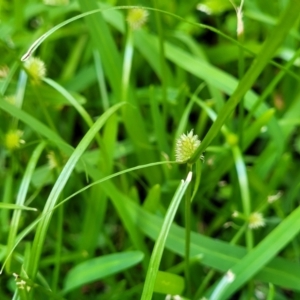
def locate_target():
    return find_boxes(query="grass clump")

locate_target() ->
[1,1,300,299]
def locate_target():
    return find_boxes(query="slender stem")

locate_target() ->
[32,86,57,133]
[153,0,168,125]
[230,223,247,245]
[184,164,193,296]
[52,194,63,292]
[237,23,245,148]
[231,145,252,251]
[93,50,109,111]
[193,269,215,300]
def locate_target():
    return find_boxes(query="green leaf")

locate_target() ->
[63,251,144,294]
[213,203,300,299]
[125,199,300,292]
[154,271,185,295]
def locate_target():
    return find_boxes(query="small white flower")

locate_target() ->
[248,212,265,229]
[232,211,239,218]
[268,191,282,203]
[226,270,235,283]
[223,222,233,228]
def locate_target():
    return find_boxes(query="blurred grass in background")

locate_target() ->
[1,0,300,299]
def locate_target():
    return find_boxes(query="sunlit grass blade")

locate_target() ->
[42,77,103,148]
[141,172,192,300]
[0,204,37,211]
[231,146,253,250]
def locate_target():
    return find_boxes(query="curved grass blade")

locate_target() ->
[42,78,94,129]
[190,0,300,163]
[25,102,125,281]
[141,172,192,300]
[6,141,45,272]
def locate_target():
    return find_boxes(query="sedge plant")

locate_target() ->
[1,1,300,300]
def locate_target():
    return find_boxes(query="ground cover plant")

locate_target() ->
[1,0,300,299]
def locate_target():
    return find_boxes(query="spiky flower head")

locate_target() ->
[248,212,265,229]
[24,57,46,84]
[13,273,31,292]
[4,130,25,151]
[127,8,149,30]
[175,129,201,163]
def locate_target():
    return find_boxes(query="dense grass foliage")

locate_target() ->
[1,0,300,299]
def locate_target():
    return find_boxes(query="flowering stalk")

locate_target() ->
[122,8,149,102]
[175,130,202,295]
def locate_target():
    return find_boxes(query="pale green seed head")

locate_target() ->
[175,129,201,163]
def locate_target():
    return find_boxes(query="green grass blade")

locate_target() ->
[214,204,300,299]
[0,203,37,211]
[190,0,300,163]
[25,102,125,281]
[77,0,122,97]
[63,251,144,294]
[126,199,300,292]
[5,141,45,272]
[154,271,185,295]
[42,78,94,128]
[141,172,192,300]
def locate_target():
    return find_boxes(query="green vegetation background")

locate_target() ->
[1,0,300,299]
